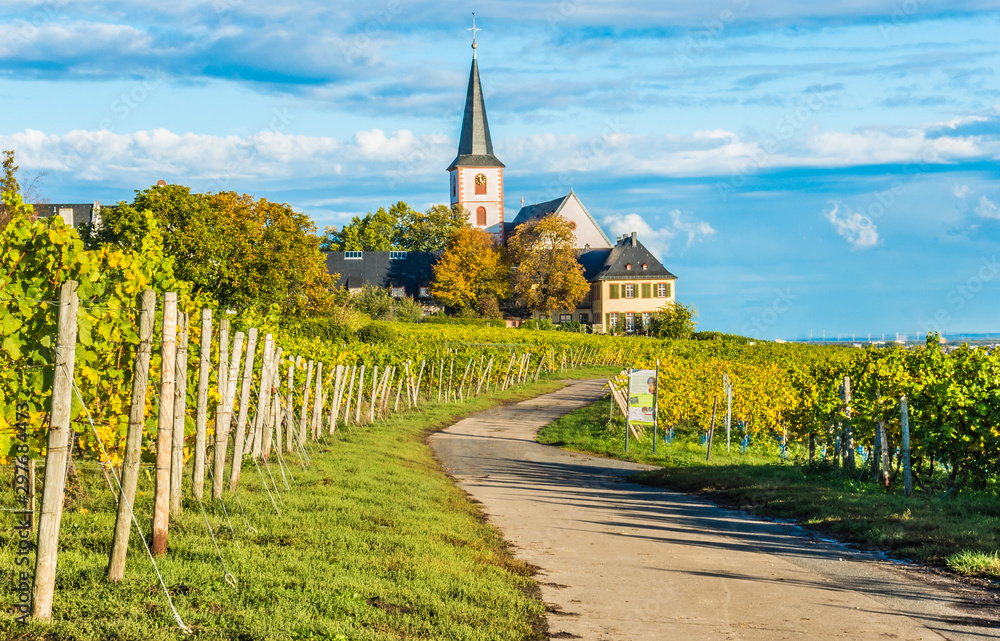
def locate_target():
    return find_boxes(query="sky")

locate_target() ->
[2,0,1000,340]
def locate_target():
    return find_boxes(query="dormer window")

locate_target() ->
[642,264,648,270]
[626,264,632,271]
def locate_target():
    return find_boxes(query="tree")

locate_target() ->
[431,226,510,312]
[650,300,698,339]
[507,214,589,317]
[400,203,468,251]
[321,201,469,252]
[82,183,335,318]
[0,149,20,228]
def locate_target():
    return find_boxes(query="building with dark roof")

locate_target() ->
[560,232,677,332]
[33,202,101,229]
[324,250,442,311]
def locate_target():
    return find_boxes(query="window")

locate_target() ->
[419,287,430,298]
[608,312,619,328]
[476,206,487,226]
[475,173,487,195]
[559,313,572,323]
[625,312,635,332]
[451,174,456,197]
[626,264,632,271]
[657,282,671,298]
[625,284,636,299]
[391,286,406,298]
[641,283,651,299]
[389,251,408,260]
[579,313,589,324]
[642,312,651,327]
[345,251,363,260]
[609,284,619,299]
[642,264,648,270]
[568,221,577,230]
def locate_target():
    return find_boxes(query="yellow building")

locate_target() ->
[550,232,677,333]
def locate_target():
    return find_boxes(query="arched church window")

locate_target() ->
[475,173,487,195]
[476,206,487,226]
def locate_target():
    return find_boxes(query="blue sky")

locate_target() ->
[2,0,1000,339]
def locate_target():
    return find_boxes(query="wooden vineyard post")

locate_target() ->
[878,418,890,489]
[299,360,313,445]
[900,395,913,497]
[458,359,472,402]
[251,334,274,459]
[169,311,189,516]
[329,365,343,433]
[842,375,854,473]
[263,347,281,460]
[312,362,324,439]
[108,289,155,582]
[368,366,379,423]
[212,324,236,500]
[231,328,260,487]
[354,365,366,424]
[285,362,295,449]
[31,280,79,621]
[706,395,719,462]
[152,292,177,556]
[192,308,212,500]
[344,365,357,425]
[437,360,444,402]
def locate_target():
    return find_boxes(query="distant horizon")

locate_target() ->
[2,1,999,335]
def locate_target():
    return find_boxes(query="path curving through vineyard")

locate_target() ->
[430,379,1000,641]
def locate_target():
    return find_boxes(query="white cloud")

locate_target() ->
[824,202,879,250]
[0,127,450,189]
[975,195,1000,220]
[953,184,971,198]
[601,210,714,259]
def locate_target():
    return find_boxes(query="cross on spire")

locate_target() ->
[468,13,481,57]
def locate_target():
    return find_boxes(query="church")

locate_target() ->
[327,32,677,334]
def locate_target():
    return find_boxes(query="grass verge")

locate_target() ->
[538,394,1000,579]
[1,367,616,641]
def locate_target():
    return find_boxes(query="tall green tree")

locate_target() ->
[322,201,469,252]
[507,214,589,317]
[431,227,510,311]
[401,204,468,251]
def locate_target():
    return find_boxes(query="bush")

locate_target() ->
[356,322,396,344]
[519,319,557,331]
[291,317,355,343]
[394,296,425,323]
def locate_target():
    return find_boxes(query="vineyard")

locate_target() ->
[3,204,1000,635]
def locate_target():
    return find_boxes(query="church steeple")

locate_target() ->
[448,55,504,169]
[448,16,505,240]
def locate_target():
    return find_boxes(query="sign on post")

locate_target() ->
[628,369,657,428]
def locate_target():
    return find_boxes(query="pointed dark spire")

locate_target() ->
[448,54,504,170]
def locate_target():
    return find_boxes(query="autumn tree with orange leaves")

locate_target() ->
[431,226,511,313]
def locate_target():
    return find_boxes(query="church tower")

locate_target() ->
[448,23,505,240]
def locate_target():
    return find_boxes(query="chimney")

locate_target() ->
[616,236,621,243]
[631,231,637,246]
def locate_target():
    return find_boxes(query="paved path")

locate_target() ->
[429,379,1000,641]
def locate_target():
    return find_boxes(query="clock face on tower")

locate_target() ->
[475,173,486,185]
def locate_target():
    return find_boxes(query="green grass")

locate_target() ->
[538,394,1000,577]
[0,367,617,641]
[947,550,1000,577]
